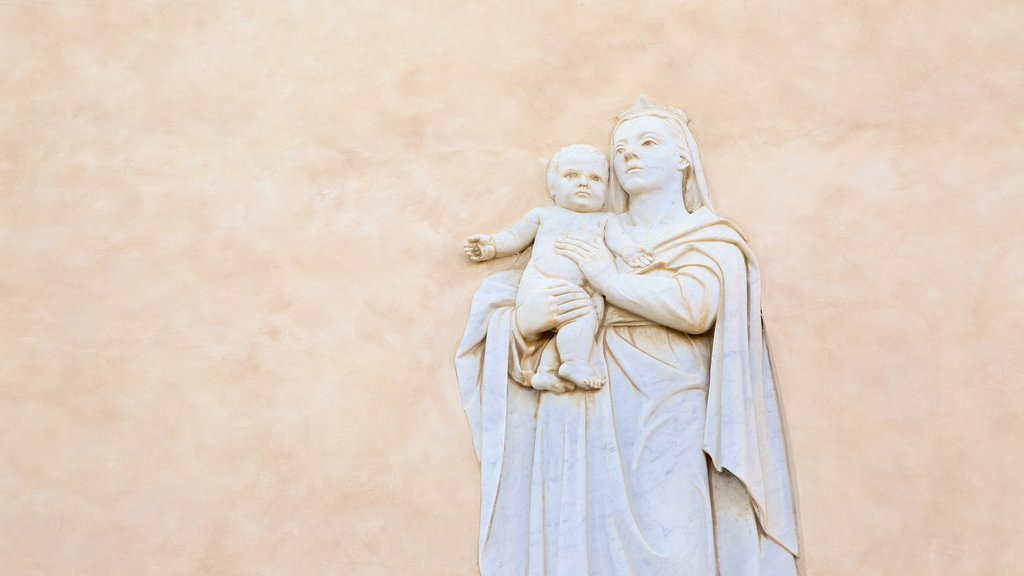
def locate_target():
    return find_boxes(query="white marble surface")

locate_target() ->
[465,144,652,393]
[457,98,800,575]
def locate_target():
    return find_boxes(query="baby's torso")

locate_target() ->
[525,206,610,286]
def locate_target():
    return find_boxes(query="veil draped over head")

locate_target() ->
[604,96,715,215]
[457,96,801,575]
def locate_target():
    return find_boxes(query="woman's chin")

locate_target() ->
[620,180,658,196]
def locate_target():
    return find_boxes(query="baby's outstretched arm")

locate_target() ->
[604,217,654,268]
[464,207,544,262]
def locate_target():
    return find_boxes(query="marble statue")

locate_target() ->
[456,97,801,576]
[464,144,653,393]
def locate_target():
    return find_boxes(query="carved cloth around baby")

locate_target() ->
[456,207,800,576]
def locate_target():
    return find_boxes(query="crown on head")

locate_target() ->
[620,96,689,126]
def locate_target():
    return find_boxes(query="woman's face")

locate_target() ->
[612,116,686,196]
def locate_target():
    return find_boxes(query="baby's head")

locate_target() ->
[546,144,609,213]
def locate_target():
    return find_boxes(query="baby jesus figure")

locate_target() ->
[464,144,652,392]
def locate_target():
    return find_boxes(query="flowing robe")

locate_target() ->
[456,207,800,576]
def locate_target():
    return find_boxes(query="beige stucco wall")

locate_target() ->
[2,1,1022,574]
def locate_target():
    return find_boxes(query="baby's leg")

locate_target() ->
[529,339,575,394]
[555,305,605,390]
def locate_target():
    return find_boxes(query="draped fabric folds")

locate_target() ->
[455,207,800,576]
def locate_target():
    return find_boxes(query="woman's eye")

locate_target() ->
[642,139,656,147]
[615,148,624,155]
[565,172,577,179]
[590,175,602,181]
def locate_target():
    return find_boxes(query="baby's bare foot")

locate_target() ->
[578,375,606,390]
[531,372,576,393]
[558,361,601,389]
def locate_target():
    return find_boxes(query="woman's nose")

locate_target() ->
[623,146,639,161]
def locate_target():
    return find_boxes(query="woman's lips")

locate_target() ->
[626,165,642,173]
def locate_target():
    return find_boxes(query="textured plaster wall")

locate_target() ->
[2,1,1023,575]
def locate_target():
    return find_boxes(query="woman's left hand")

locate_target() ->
[555,237,616,292]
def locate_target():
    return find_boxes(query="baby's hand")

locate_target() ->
[622,246,654,269]
[464,234,497,262]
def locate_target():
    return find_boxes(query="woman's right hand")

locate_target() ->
[515,278,591,340]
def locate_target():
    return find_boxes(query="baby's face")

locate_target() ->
[552,154,608,213]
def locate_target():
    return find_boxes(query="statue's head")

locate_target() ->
[546,144,609,213]
[614,97,691,156]
[606,97,714,214]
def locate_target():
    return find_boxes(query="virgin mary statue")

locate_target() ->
[456,97,801,576]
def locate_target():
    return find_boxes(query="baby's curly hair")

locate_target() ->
[546,144,608,199]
